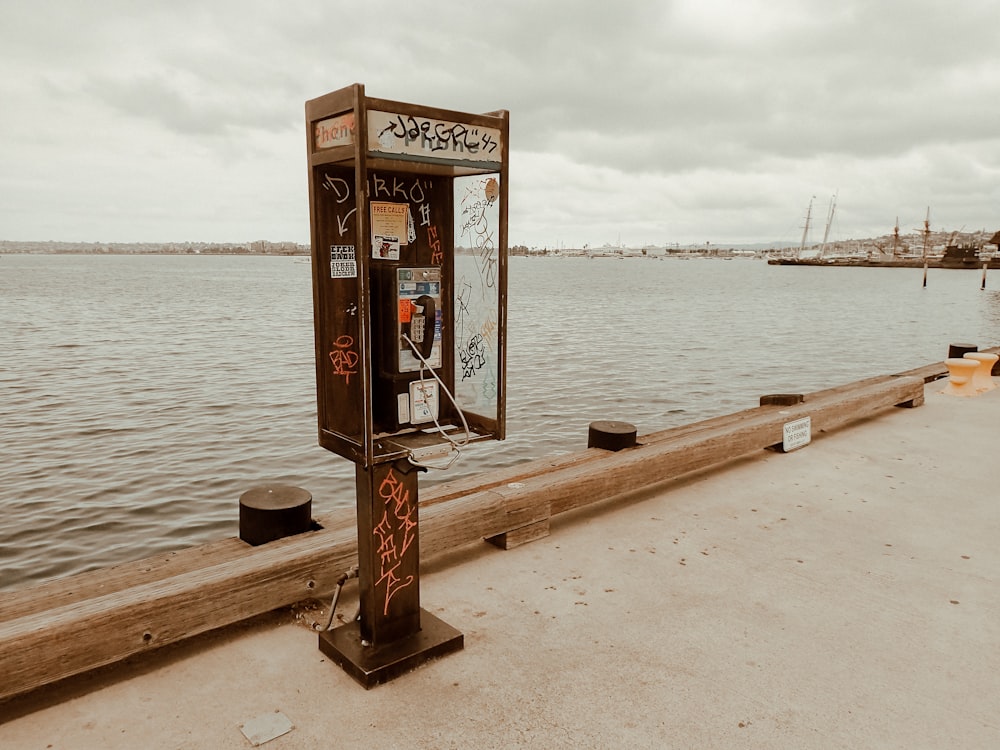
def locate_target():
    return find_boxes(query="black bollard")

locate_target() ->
[587,420,637,451]
[760,394,804,406]
[948,343,977,360]
[239,485,313,546]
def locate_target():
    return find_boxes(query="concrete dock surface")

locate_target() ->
[1,380,998,749]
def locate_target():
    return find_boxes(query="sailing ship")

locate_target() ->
[768,194,839,264]
[769,205,1000,269]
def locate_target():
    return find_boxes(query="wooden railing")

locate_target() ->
[0,362,950,701]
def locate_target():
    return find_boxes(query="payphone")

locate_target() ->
[371,264,446,433]
[305,84,508,687]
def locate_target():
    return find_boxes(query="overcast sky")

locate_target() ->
[3,0,999,248]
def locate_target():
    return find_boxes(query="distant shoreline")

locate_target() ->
[0,240,308,256]
[1,249,310,256]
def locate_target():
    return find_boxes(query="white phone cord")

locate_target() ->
[401,333,472,469]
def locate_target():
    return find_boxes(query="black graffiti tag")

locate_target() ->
[378,115,498,156]
[460,334,487,380]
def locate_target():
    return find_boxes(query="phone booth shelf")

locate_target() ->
[305,84,508,688]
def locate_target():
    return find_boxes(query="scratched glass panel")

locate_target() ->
[453,174,501,422]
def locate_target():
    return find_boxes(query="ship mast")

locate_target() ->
[820,192,837,256]
[799,197,814,256]
[922,207,931,259]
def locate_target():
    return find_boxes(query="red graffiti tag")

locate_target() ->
[372,468,417,615]
[427,224,443,266]
[329,335,359,384]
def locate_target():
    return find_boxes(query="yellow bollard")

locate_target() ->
[963,352,998,393]
[941,358,980,397]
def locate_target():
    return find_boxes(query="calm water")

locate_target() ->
[3,253,999,591]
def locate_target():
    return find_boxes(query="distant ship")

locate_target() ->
[768,243,1000,269]
[769,207,1000,268]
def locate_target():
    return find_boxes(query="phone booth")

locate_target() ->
[304,84,508,687]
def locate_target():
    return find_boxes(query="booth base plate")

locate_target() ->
[318,608,463,689]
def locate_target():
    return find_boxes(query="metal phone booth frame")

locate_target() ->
[305,84,509,688]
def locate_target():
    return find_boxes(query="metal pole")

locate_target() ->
[356,459,422,645]
[318,458,462,688]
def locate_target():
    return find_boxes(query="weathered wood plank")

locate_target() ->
[419,354,966,510]
[421,450,602,507]
[0,525,358,699]
[542,375,924,516]
[0,372,926,700]
[0,516,357,621]
[421,484,552,556]
[485,518,551,550]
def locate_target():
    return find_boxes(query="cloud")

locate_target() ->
[2,0,999,245]
[80,71,294,138]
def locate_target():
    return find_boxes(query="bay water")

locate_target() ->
[3,253,998,591]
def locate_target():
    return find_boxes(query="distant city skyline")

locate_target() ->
[4,222,995,257]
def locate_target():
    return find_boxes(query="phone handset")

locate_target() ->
[408,294,436,360]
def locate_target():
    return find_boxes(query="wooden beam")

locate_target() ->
[0,516,357,621]
[0,524,358,699]
[0,373,925,700]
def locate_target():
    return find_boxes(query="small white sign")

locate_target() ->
[783,416,811,452]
